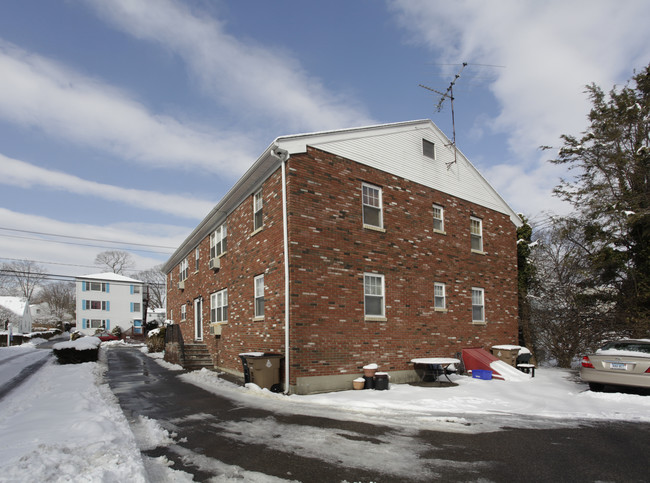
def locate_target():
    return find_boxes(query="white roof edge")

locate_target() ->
[76,272,144,283]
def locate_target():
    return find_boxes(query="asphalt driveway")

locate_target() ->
[105,346,650,482]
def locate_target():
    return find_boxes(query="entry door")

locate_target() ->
[194,298,203,341]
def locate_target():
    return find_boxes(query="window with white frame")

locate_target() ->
[132,285,141,294]
[362,183,383,229]
[181,304,187,321]
[84,300,108,311]
[87,282,107,292]
[253,190,263,231]
[179,258,189,281]
[254,275,264,318]
[132,302,141,313]
[470,217,483,252]
[90,319,105,329]
[422,139,436,159]
[433,204,444,232]
[364,273,385,317]
[434,282,446,310]
[210,223,227,259]
[472,288,485,323]
[195,247,200,271]
[211,289,228,323]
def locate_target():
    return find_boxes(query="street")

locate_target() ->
[106,347,650,482]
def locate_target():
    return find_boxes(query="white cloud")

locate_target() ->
[80,0,374,132]
[390,0,650,215]
[0,153,215,220]
[0,40,254,175]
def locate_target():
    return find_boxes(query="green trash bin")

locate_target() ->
[239,352,284,392]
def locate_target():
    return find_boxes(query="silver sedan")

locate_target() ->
[580,339,650,392]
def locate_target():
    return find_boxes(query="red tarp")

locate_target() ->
[461,347,505,380]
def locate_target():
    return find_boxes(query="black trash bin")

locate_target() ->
[375,372,389,390]
[239,352,284,392]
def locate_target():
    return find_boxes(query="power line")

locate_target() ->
[0,233,173,255]
[0,226,177,249]
[0,257,155,274]
[0,269,165,288]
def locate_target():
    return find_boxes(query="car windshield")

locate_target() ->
[600,341,650,354]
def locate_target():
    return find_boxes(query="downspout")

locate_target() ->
[270,146,291,394]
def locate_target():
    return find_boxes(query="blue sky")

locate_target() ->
[1,0,649,277]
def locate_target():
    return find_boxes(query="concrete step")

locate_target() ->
[182,343,213,370]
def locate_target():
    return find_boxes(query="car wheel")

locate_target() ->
[588,382,605,392]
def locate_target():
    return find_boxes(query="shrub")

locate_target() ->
[53,336,101,364]
[111,326,122,339]
[146,326,166,353]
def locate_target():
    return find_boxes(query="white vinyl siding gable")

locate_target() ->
[291,121,521,227]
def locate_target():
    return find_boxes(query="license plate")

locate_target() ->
[610,362,626,370]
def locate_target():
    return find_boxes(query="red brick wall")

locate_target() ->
[286,147,519,381]
[166,146,519,386]
[166,168,286,372]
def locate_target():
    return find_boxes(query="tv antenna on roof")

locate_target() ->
[419,62,467,169]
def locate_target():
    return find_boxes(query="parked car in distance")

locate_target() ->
[95,331,119,342]
[580,339,650,392]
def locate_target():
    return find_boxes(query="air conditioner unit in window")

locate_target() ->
[177,280,185,290]
[209,323,222,336]
[208,258,220,270]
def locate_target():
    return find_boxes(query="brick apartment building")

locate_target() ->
[162,119,522,394]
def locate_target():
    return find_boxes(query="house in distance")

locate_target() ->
[162,119,522,394]
[75,272,145,337]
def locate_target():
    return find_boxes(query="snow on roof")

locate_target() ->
[76,272,143,283]
[0,296,27,316]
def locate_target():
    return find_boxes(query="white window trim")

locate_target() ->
[253,190,263,232]
[434,282,446,311]
[470,216,484,253]
[211,223,228,259]
[195,247,200,272]
[179,258,189,281]
[433,204,445,234]
[472,287,485,324]
[180,304,187,321]
[364,273,386,320]
[211,288,228,324]
[254,274,264,319]
[362,183,384,230]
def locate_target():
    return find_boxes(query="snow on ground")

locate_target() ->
[182,365,650,433]
[0,342,151,482]
[1,342,649,482]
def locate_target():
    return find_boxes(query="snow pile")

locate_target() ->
[52,336,101,350]
[0,356,147,481]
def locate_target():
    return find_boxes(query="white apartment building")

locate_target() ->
[75,272,144,336]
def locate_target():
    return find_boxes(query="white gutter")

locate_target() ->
[270,145,291,394]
